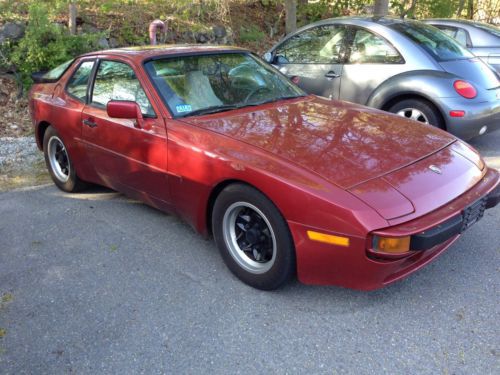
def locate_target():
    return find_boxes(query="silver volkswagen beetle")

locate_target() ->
[264,17,500,140]
[423,19,500,73]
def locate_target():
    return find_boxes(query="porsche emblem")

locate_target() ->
[429,165,442,174]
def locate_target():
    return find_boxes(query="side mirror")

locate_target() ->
[107,100,144,128]
[263,52,273,63]
[275,55,289,65]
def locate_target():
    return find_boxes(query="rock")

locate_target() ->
[196,33,209,44]
[1,22,25,41]
[213,25,227,39]
[97,37,109,49]
[81,23,100,34]
[183,31,195,42]
[108,38,119,48]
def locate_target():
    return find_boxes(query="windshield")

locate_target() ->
[144,52,305,117]
[391,21,474,62]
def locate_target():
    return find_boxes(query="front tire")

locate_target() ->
[212,184,295,290]
[389,98,444,129]
[43,126,86,192]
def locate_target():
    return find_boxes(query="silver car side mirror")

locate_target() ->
[263,52,273,63]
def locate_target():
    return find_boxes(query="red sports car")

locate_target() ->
[29,45,500,290]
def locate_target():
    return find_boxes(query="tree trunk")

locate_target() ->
[69,1,77,35]
[456,0,465,17]
[466,0,474,19]
[285,0,297,35]
[373,0,389,17]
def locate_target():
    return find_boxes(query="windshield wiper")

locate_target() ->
[248,94,307,107]
[182,104,242,117]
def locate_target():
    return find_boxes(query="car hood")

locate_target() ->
[349,141,485,220]
[439,57,499,89]
[181,96,456,190]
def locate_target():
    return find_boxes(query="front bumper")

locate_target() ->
[408,184,499,250]
[290,167,500,290]
[441,93,500,140]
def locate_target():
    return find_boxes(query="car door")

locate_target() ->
[81,58,170,204]
[272,24,348,99]
[339,27,406,105]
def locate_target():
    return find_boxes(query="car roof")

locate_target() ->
[425,19,482,26]
[304,16,413,27]
[80,44,249,60]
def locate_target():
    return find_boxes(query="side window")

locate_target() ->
[91,60,155,116]
[435,26,457,39]
[454,28,469,47]
[349,29,403,64]
[275,25,347,64]
[66,60,95,102]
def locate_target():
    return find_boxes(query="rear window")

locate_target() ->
[473,22,500,38]
[42,59,74,81]
[391,21,474,62]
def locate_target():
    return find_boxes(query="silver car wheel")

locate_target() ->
[396,108,429,123]
[222,201,277,274]
[47,136,70,183]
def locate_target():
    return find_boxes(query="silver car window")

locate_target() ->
[391,21,474,62]
[349,29,403,64]
[275,25,347,64]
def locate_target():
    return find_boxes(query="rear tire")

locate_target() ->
[43,126,86,192]
[389,99,444,129]
[212,184,295,290]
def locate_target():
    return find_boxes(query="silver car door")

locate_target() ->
[340,27,407,105]
[273,24,348,99]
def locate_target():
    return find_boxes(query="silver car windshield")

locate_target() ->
[144,52,305,118]
[391,21,475,62]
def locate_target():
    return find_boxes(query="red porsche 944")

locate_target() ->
[29,46,500,290]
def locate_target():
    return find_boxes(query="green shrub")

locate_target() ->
[9,3,102,88]
[239,25,266,43]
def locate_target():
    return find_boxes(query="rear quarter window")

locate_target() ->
[42,59,75,81]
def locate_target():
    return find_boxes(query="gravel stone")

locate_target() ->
[0,136,40,168]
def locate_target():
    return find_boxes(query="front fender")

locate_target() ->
[367,70,459,110]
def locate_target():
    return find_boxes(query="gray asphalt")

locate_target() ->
[1,130,499,374]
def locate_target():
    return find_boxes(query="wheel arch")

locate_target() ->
[205,179,270,237]
[380,94,447,130]
[35,121,52,151]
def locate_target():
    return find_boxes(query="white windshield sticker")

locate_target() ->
[176,104,192,113]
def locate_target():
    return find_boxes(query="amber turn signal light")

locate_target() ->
[373,235,411,254]
[307,231,350,247]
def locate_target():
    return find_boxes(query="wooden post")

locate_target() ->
[373,0,389,17]
[285,0,297,35]
[69,1,77,35]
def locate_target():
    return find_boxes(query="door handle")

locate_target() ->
[325,71,340,79]
[83,119,97,128]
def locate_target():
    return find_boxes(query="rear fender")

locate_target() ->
[367,70,460,110]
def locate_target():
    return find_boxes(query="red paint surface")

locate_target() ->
[29,46,500,290]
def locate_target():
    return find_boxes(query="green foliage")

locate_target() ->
[239,25,266,43]
[116,21,148,46]
[8,3,102,87]
[297,0,371,25]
